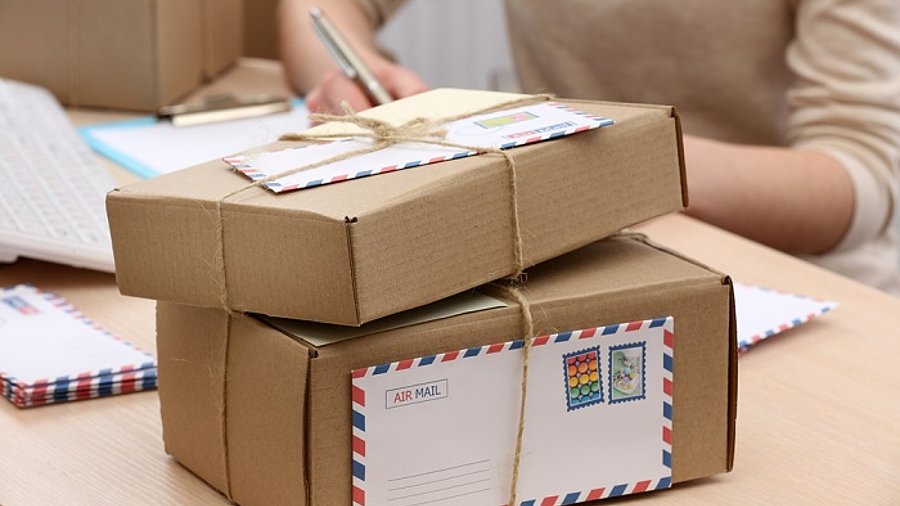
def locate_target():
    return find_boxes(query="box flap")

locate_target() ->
[263,291,507,347]
[156,302,231,493]
[157,303,313,504]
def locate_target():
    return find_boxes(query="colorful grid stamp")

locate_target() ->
[609,342,646,403]
[563,347,603,411]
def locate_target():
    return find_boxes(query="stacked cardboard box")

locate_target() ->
[107,89,736,504]
[108,89,688,324]
[0,0,242,111]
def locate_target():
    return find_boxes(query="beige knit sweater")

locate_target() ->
[359,0,900,293]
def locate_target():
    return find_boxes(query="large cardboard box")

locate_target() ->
[109,89,688,325]
[241,0,279,59]
[0,0,242,111]
[157,235,737,505]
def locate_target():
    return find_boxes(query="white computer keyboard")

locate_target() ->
[0,79,115,272]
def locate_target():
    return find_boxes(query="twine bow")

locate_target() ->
[285,103,451,145]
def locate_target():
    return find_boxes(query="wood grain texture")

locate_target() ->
[2,59,899,505]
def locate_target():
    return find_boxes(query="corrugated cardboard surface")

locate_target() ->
[153,0,204,108]
[110,89,688,325]
[0,0,240,111]
[241,0,279,59]
[157,235,737,505]
[201,0,242,78]
[0,1,72,101]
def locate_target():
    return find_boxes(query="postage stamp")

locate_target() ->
[609,342,646,403]
[562,347,603,411]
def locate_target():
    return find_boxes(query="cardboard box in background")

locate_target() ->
[156,235,737,505]
[203,0,243,78]
[0,0,242,111]
[241,0,279,59]
[108,89,688,325]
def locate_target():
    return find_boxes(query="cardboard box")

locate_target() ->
[0,0,242,111]
[241,0,279,59]
[109,89,688,325]
[156,234,737,505]
[202,0,243,78]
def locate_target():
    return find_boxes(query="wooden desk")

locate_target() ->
[2,59,899,505]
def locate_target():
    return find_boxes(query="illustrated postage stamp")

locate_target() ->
[609,342,646,403]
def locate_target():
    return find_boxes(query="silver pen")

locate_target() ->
[309,6,393,105]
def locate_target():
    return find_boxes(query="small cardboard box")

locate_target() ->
[109,89,688,325]
[156,235,737,505]
[0,0,242,111]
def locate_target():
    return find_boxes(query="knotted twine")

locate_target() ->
[492,282,537,506]
[211,94,552,501]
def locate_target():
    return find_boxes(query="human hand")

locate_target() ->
[305,56,428,114]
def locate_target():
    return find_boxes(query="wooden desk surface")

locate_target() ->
[2,59,899,505]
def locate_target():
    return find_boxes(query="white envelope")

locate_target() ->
[351,317,674,506]
[733,282,837,350]
[226,102,614,193]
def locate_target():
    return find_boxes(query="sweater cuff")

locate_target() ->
[802,143,894,252]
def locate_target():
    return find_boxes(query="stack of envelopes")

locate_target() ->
[0,284,157,408]
[107,89,737,506]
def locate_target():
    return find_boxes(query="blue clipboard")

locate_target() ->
[79,98,307,179]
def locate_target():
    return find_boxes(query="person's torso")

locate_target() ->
[505,0,796,145]
[505,0,900,294]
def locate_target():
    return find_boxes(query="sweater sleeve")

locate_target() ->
[786,0,900,251]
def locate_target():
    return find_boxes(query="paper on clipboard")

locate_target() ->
[79,99,309,179]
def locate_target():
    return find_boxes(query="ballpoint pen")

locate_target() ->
[309,6,393,106]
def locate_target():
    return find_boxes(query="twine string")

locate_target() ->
[494,283,536,506]
[212,95,551,496]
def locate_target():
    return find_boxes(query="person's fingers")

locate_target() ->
[305,85,324,111]
[367,59,428,100]
[382,64,429,99]
[305,64,427,116]
[307,69,374,114]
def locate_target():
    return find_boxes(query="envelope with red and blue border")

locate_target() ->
[351,317,674,506]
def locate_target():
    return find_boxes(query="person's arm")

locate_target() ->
[684,135,854,253]
[278,0,427,113]
[686,0,900,255]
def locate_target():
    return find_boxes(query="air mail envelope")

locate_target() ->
[733,282,837,350]
[225,102,614,193]
[351,317,674,506]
